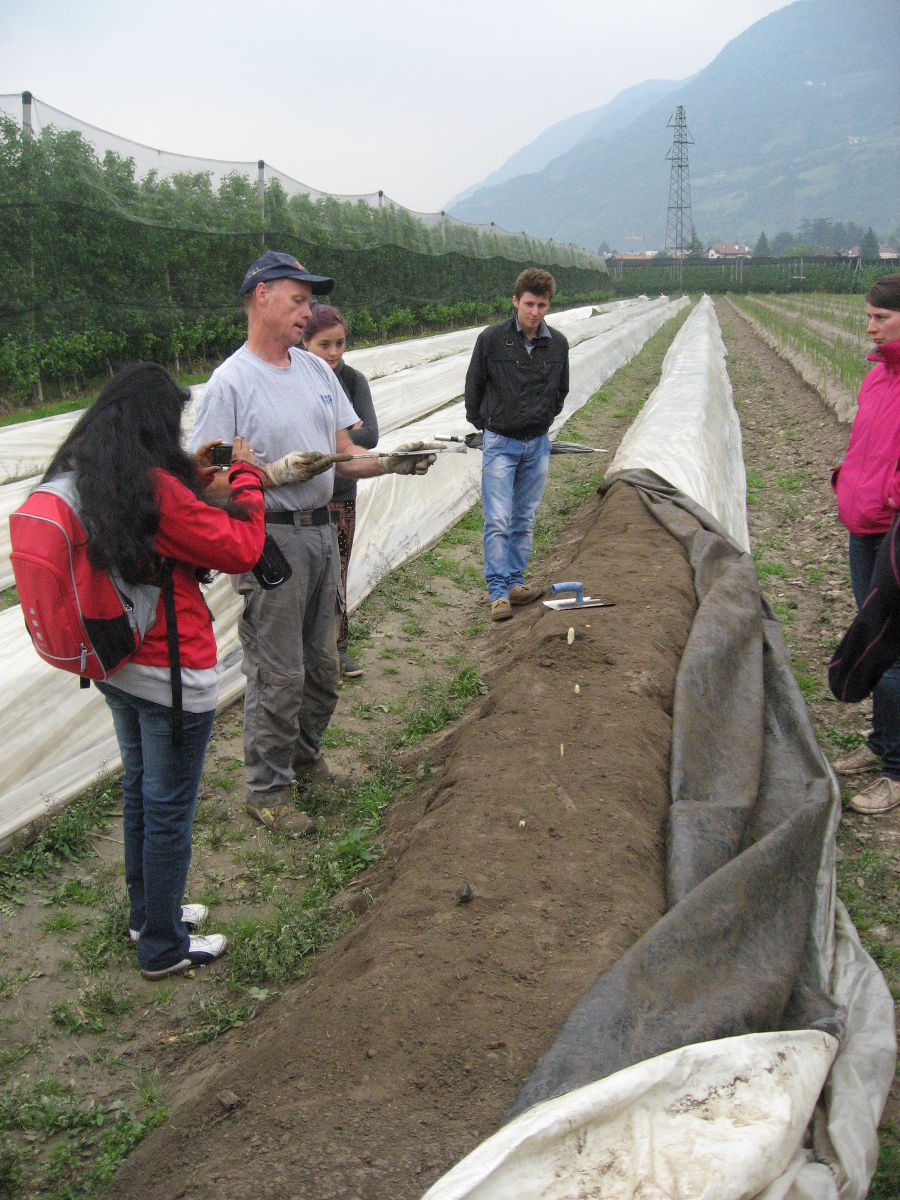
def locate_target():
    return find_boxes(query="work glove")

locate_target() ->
[464,431,484,450]
[266,451,336,486]
[380,441,440,476]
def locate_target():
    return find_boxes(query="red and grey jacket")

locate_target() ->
[131,462,266,670]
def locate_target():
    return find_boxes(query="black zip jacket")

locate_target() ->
[464,316,569,439]
[829,515,900,702]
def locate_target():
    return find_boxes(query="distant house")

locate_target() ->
[707,243,752,259]
[608,251,660,262]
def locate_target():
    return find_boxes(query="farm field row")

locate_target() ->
[727,291,867,420]
[1,297,896,1198]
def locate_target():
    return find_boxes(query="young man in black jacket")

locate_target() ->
[464,267,570,621]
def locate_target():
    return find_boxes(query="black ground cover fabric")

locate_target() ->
[507,472,842,1120]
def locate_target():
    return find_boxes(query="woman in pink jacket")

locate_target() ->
[831,273,900,814]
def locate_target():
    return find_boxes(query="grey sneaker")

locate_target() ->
[140,933,227,980]
[833,744,880,774]
[246,788,316,835]
[848,775,900,815]
[129,902,209,944]
[339,647,363,678]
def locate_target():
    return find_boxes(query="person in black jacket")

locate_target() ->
[464,268,569,622]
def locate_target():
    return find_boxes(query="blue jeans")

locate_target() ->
[481,430,551,600]
[848,532,900,779]
[97,683,215,972]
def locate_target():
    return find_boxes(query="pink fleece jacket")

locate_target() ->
[833,339,900,535]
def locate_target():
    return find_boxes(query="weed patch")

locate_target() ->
[396,665,487,745]
[0,782,120,903]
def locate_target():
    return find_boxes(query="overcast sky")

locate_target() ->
[2,0,793,214]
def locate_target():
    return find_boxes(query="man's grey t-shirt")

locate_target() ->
[190,345,358,511]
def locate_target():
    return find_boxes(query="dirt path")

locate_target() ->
[108,482,697,1200]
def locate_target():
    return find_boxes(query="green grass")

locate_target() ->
[395,665,487,746]
[0,780,121,904]
[0,397,87,427]
[321,724,356,750]
[41,910,81,934]
[870,1121,900,1197]
[51,977,132,1035]
[0,1075,166,1198]
[73,893,130,974]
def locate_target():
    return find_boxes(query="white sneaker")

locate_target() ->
[140,933,227,980]
[848,775,900,815]
[129,902,210,944]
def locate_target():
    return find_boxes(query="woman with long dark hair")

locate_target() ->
[301,304,378,678]
[43,363,267,978]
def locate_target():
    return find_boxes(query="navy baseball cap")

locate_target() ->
[239,250,334,297]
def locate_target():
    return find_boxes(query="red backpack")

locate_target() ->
[10,473,183,741]
[10,473,164,678]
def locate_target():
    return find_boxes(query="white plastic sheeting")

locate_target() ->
[420,295,895,1200]
[421,908,895,1200]
[0,303,597,483]
[0,410,84,484]
[347,297,690,607]
[0,297,686,846]
[607,294,750,551]
[422,1031,840,1200]
[0,299,675,590]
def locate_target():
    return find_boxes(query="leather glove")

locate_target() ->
[266,451,335,485]
[464,431,484,450]
[380,441,440,476]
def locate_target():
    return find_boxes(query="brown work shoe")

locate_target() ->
[246,789,316,835]
[847,776,900,815]
[509,583,543,606]
[833,743,880,774]
[491,598,513,622]
[292,755,353,793]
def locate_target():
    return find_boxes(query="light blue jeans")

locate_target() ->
[481,430,551,600]
[97,682,215,973]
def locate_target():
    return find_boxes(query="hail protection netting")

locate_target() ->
[0,93,607,406]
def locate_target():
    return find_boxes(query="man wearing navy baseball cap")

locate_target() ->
[190,250,437,833]
[238,250,335,298]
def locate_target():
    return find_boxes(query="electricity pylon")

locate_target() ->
[664,106,694,285]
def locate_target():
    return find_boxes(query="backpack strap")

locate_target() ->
[159,560,183,748]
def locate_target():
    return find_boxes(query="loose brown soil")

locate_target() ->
[2,299,897,1198]
[107,482,696,1200]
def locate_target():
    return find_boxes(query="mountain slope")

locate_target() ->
[448,78,681,206]
[448,0,900,249]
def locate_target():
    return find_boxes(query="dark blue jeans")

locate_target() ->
[97,683,215,972]
[848,532,900,778]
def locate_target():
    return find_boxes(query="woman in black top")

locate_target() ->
[302,305,379,678]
